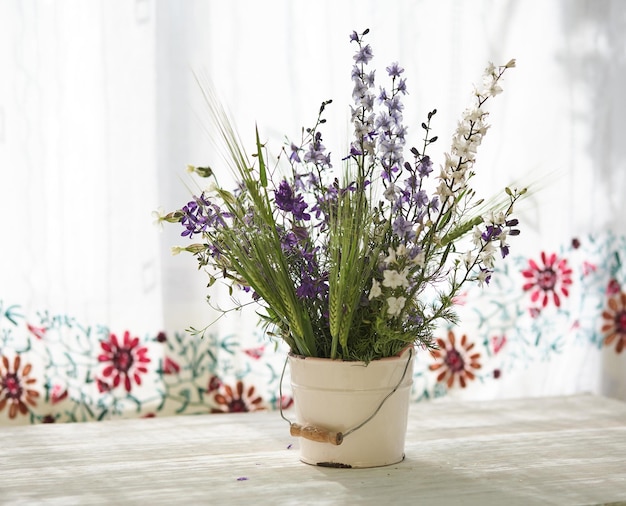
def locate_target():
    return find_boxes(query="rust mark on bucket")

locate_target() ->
[316,461,353,468]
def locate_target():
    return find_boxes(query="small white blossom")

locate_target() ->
[411,251,426,267]
[387,296,406,316]
[384,247,397,265]
[383,183,400,202]
[476,269,491,287]
[205,181,219,195]
[395,244,408,258]
[436,181,454,200]
[480,244,497,268]
[152,208,165,230]
[382,268,409,289]
[171,246,185,256]
[463,250,475,268]
[368,279,382,300]
[472,226,484,247]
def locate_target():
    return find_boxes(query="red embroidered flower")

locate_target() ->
[162,357,180,374]
[207,375,222,393]
[429,331,481,388]
[50,384,68,404]
[522,252,572,308]
[211,380,264,413]
[27,323,47,340]
[491,335,506,354]
[278,395,294,410]
[607,279,621,296]
[98,331,150,392]
[243,346,265,360]
[601,291,626,353]
[0,355,39,418]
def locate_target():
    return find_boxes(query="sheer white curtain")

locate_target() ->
[1,0,162,333]
[2,0,625,404]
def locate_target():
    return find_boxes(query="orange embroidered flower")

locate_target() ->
[601,292,626,353]
[429,331,481,388]
[211,380,264,413]
[0,355,39,418]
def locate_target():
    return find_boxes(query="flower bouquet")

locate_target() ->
[159,28,524,467]
[159,29,523,365]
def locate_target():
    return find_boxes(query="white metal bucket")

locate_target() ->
[288,347,414,468]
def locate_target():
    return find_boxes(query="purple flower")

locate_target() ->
[352,79,369,101]
[392,216,415,239]
[289,143,301,163]
[375,113,392,131]
[386,62,405,78]
[304,132,332,168]
[396,78,407,94]
[364,70,376,87]
[280,231,299,250]
[481,225,502,242]
[415,190,429,208]
[417,156,433,177]
[180,193,229,239]
[381,164,399,181]
[275,180,294,211]
[385,95,404,115]
[275,180,310,221]
[378,87,389,103]
[296,273,318,299]
[354,44,374,64]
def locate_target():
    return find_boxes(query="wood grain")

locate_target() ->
[0,394,625,505]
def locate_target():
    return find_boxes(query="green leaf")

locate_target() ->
[256,124,267,188]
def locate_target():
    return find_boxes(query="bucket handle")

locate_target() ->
[280,347,413,446]
[289,423,344,445]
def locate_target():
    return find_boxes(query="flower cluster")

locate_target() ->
[159,29,524,362]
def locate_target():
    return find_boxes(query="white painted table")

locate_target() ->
[1,394,625,505]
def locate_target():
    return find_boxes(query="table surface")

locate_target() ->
[1,394,625,506]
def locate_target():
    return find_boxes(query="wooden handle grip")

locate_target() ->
[290,423,344,446]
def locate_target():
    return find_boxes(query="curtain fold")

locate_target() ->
[1,0,624,426]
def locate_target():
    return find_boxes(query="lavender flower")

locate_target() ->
[275,180,310,221]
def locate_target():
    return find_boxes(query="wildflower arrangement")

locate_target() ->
[159,29,524,363]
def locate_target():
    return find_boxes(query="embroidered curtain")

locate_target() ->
[1,0,625,425]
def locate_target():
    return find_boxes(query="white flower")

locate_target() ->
[472,226,484,247]
[463,250,475,268]
[386,296,406,316]
[382,268,409,289]
[476,269,491,287]
[368,279,382,300]
[152,208,165,230]
[488,83,503,97]
[171,246,185,256]
[383,183,400,202]
[384,247,397,265]
[411,250,426,267]
[479,243,497,268]
[436,181,454,200]
[484,210,506,226]
[395,244,408,258]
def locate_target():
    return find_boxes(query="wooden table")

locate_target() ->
[1,394,625,505]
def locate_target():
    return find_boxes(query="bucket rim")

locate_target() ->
[288,345,414,365]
